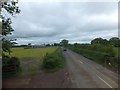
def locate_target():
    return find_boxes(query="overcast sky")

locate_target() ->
[10,1,118,45]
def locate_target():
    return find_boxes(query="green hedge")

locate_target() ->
[73,44,116,56]
[42,47,64,71]
[70,48,106,65]
[68,45,119,67]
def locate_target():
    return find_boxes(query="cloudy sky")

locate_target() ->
[10,0,118,45]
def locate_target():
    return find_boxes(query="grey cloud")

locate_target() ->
[10,1,118,45]
[83,2,117,14]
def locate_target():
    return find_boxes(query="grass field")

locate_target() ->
[5,46,58,75]
[7,46,58,58]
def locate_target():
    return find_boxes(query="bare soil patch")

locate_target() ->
[3,65,72,88]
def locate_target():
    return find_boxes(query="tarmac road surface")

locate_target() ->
[63,49,118,88]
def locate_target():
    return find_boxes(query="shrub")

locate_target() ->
[42,48,64,71]
[43,54,57,69]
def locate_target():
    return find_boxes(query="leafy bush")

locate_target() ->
[42,48,64,71]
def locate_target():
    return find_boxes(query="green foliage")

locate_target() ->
[2,38,12,54]
[113,47,120,57]
[54,43,60,46]
[68,44,118,67]
[28,43,31,46]
[91,38,109,45]
[91,37,120,47]
[1,0,21,77]
[70,44,115,56]
[80,49,106,64]
[68,37,120,68]
[2,0,20,16]
[60,39,69,47]
[42,48,64,71]
[109,37,120,47]
[1,0,20,54]
[2,17,14,36]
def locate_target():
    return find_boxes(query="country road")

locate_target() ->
[63,49,118,88]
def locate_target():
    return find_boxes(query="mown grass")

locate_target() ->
[7,46,58,58]
[5,46,58,75]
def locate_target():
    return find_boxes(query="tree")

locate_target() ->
[91,38,109,45]
[46,44,50,46]
[54,43,59,46]
[109,37,120,47]
[1,0,21,76]
[60,39,69,47]
[1,0,20,55]
[74,43,78,46]
[28,43,31,46]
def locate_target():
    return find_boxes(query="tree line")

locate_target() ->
[91,37,120,47]
[58,37,120,47]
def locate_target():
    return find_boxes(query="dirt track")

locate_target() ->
[3,63,72,88]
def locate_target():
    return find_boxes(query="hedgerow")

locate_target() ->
[42,47,64,71]
[68,44,118,67]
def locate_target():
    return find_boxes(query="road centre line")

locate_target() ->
[96,75,112,88]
